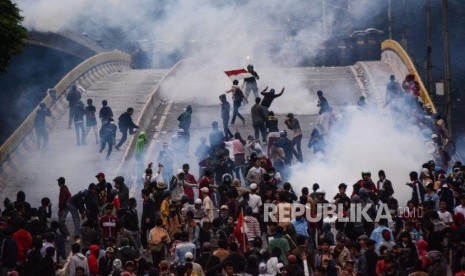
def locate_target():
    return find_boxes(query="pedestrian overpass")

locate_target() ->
[0,39,435,206]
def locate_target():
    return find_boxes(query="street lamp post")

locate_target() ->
[426,0,433,95]
[388,0,392,39]
[442,0,452,137]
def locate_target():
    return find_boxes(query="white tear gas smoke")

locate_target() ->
[290,105,430,206]
[16,0,330,113]
[150,0,327,110]
[160,64,320,115]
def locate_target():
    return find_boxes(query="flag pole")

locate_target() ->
[242,210,246,251]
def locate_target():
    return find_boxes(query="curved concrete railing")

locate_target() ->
[115,59,186,174]
[0,51,131,170]
[381,39,437,113]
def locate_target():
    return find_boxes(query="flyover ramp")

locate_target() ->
[354,60,395,108]
[0,69,167,204]
[0,59,406,218]
[0,62,374,207]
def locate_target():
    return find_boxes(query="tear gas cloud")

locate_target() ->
[16,0,329,112]
[290,104,430,206]
[13,0,432,207]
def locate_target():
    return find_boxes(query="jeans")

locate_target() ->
[58,209,70,238]
[116,128,136,148]
[234,166,246,182]
[35,125,48,149]
[100,136,114,159]
[74,122,86,145]
[116,129,128,148]
[223,117,233,139]
[85,124,99,144]
[64,201,82,236]
[244,84,259,101]
[292,135,303,162]
[231,102,245,124]
[253,123,267,143]
[68,106,76,128]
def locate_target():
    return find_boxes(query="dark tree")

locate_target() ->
[0,0,28,74]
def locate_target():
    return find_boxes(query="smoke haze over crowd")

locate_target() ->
[10,0,452,208]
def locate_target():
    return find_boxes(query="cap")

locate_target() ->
[432,134,438,139]
[220,205,229,210]
[163,190,172,197]
[113,176,124,183]
[106,247,115,253]
[250,183,258,190]
[57,177,65,184]
[194,198,202,204]
[95,172,105,178]
[201,187,209,193]
[358,234,369,240]
[156,181,167,189]
[185,252,194,260]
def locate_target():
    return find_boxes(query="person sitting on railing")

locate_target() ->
[402,74,420,105]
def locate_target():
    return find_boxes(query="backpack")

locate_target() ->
[72,190,88,209]
[235,89,245,103]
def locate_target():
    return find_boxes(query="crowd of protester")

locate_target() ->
[4,70,465,276]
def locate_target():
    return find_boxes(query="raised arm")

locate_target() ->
[261,86,269,95]
[275,87,285,97]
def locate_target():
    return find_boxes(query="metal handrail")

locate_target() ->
[381,39,437,114]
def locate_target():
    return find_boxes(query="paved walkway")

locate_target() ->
[0,69,167,207]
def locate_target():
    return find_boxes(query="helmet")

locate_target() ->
[316,188,326,194]
[222,173,233,185]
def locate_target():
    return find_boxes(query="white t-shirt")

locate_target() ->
[437,210,454,223]
[248,193,263,213]
[454,205,465,218]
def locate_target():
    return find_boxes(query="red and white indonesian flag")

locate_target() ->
[224,68,252,81]
[234,209,248,235]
